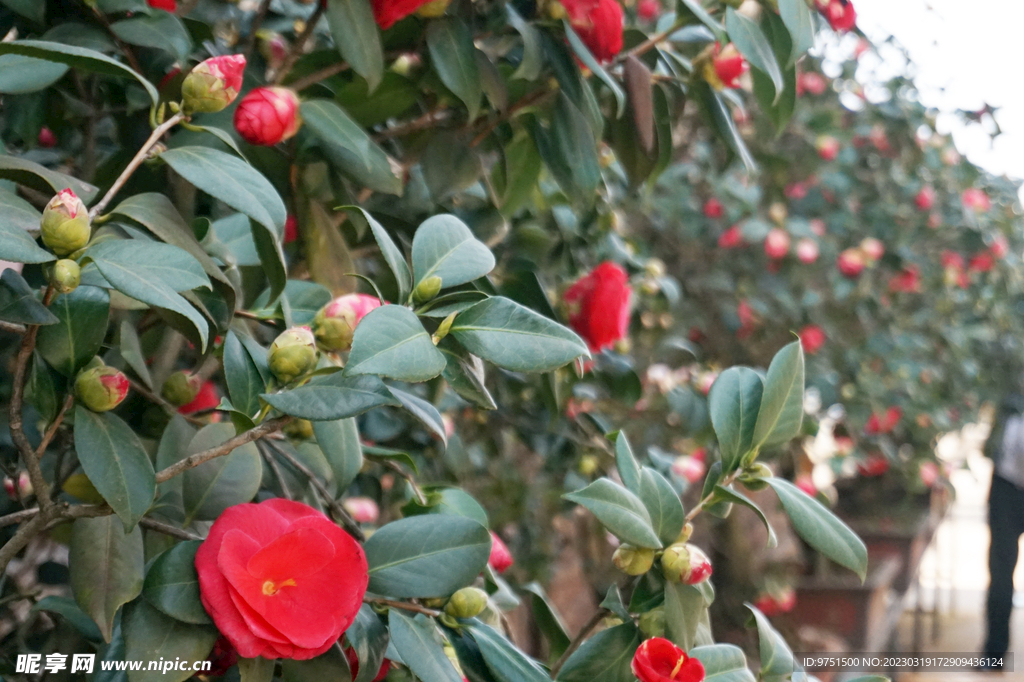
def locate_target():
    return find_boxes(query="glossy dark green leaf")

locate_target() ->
[422,132,482,201]
[746,604,794,682]
[450,297,588,373]
[664,581,704,652]
[300,100,402,194]
[778,0,815,66]
[238,657,276,682]
[427,18,482,120]
[563,21,625,117]
[31,596,104,642]
[280,644,350,682]
[725,9,784,102]
[713,485,777,548]
[110,11,192,60]
[411,214,495,289]
[0,0,44,22]
[74,407,156,531]
[343,206,411,303]
[314,417,362,490]
[251,278,332,327]
[391,611,464,682]
[556,623,639,682]
[263,373,399,421]
[676,0,725,38]
[118,320,152,389]
[0,154,98,202]
[640,467,686,546]
[439,345,496,410]
[613,431,642,494]
[410,487,490,527]
[0,193,52,263]
[391,387,447,446]
[182,423,262,525]
[122,600,218,682]
[345,305,446,381]
[25,351,58,422]
[69,516,144,642]
[694,82,755,173]
[564,479,662,549]
[530,93,601,206]
[709,366,764,471]
[143,541,211,625]
[347,605,390,682]
[36,285,109,376]
[751,12,796,132]
[325,0,384,91]
[521,583,570,662]
[765,478,867,580]
[364,514,491,598]
[0,269,58,325]
[751,341,804,449]
[690,644,756,682]
[334,72,418,127]
[464,621,549,682]
[506,6,542,80]
[223,331,264,418]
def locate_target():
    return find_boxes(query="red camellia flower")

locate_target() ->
[38,127,57,148]
[148,0,177,10]
[371,0,432,29]
[865,407,901,435]
[940,250,963,270]
[671,456,705,484]
[797,71,827,96]
[562,0,625,63]
[764,228,790,260]
[234,87,302,146]
[564,262,633,352]
[888,265,920,293]
[702,197,723,219]
[345,646,391,682]
[206,637,238,677]
[784,182,808,200]
[179,381,219,415]
[857,454,890,477]
[631,637,705,682]
[799,325,826,355]
[711,43,746,89]
[991,234,1009,259]
[914,186,935,211]
[195,499,369,660]
[637,0,660,21]
[837,249,865,278]
[962,187,990,212]
[969,251,995,273]
[489,532,514,573]
[717,225,744,249]
[816,135,840,161]
[816,0,856,32]
[284,215,299,244]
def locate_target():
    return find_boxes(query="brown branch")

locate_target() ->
[610,20,685,67]
[90,5,144,75]
[0,321,26,334]
[364,597,441,617]
[34,394,74,459]
[244,0,275,62]
[0,515,49,574]
[470,87,556,147]
[261,439,366,542]
[154,416,293,483]
[374,107,453,142]
[90,112,185,218]
[139,517,202,541]
[380,459,427,506]
[0,508,40,529]
[684,469,740,523]
[271,1,327,85]
[549,608,609,678]
[286,61,350,93]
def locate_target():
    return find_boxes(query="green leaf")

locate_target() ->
[751,12,796,133]
[251,279,332,327]
[708,367,764,471]
[391,387,447,446]
[143,541,211,625]
[0,270,58,325]
[778,0,815,66]
[556,623,639,682]
[239,657,276,682]
[110,12,192,61]
[563,479,662,549]
[725,9,784,103]
[343,206,412,303]
[325,0,384,91]
[119,320,152,389]
[314,417,362,490]
[26,352,58,424]
[280,644,350,682]
[0,197,52,263]
[300,100,402,195]
[364,514,491,598]
[427,18,482,121]
[391,611,464,682]
[530,93,601,206]
[422,132,482,201]
[496,132,542,217]
[640,467,686,546]
[563,21,625,118]
[263,373,400,421]
[347,606,390,682]
[713,485,777,548]
[676,0,726,38]
[746,605,794,682]
[521,584,571,662]
[765,478,867,580]
[690,644,756,682]
[693,82,755,173]
[122,600,218,682]
[74,407,156,532]
[439,345,496,410]
[0,0,44,22]
[664,581,704,652]
[0,40,158,105]
[506,6,543,81]
[36,285,109,376]
[31,596,104,642]
[751,341,805,450]
[345,305,447,381]
[408,487,490,527]
[223,331,264,418]
[613,431,642,495]
[69,516,144,642]
[182,423,263,525]
[85,240,210,351]
[333,72,418,127]
[0,154,99,202]
[411,214,494,290]
[450,297,588,373]
[464,621,549,682]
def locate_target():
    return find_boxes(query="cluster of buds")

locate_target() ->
[268,326,319,383]
[181,55,246,115]
[41,189,90,256]
[312,294,382,353]
[75,363,130,412]
[4,472,32,501]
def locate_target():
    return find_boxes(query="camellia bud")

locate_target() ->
[837,248,865,278]
[738,462,773,490]
[416,0,451,18]
[161,370,202,407]
[4,471,32,501]
[284,418,315,439]
[859,237,884,262]
[413,276,443,304]
[445,587,489,619]
[489,532,514,573]
[613,544,656,575]
[41,189,91,256]
[661,543,712,585]
[704,42,746,90]
[638,606,665,638]
[233,86,302,146]
[50,259,81,294]
[432,312,456,345]
[75,365,130,412]
[312,293,382,352]
[181,54,246,114]
[268,326,319,383]
[343,496,380,524]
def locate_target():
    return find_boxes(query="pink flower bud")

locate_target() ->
[661,543,712,585]
[75,365,130,412]
[837,248,865,278]
[233,87,302,146]
[796,238,819,264]
[181,54,246,114]
[962,188,991,212]
[919,461,939,488]
[799,325,826,355]
[38,127,57,148]
[708,43,746,90]
[859,237,884,262]
[488,532,514,573]
[312,294,383,352]
[817,0,856,32]
[637,0,660,21]
[816,135,840,161]
[343,496,380,524]
[914,186,935,211]
[702,197,724,219]
[991,234,1009,259]
[41,189,90,256]
[161,370,203,407]
[764,228,790,260]
[671,455,705,484]
[4,472,31,501]
[717,225,744,249]
[809,219,826,236]
[797,71,827,96]
[795,474,817,497]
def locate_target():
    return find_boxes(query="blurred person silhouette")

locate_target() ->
[982,391,1024,668]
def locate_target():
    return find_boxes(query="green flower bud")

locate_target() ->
[50,259,81,294]
[738,462,773,490]
[432,312,456,344]
[268,326,319,383]
[312,294,382,353]
[284,418,315,440]
[181,55,246,114]
[444,587,489,619]
[161,370,202,407]
[612,544,655,575]
[41,189,90,256]
[75,364,130,412]
[412,276,443,304]
[661,543,713,585]
[638,606,665,638]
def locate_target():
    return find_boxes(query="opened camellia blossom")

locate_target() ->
[631,637,705,682]
[561,0,624,63]
[195,499,368,659]
[564,262,633,353]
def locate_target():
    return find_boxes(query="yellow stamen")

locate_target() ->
[262,578,297,595]
[670,654,688,679]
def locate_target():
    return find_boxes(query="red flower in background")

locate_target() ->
[888,265,920,293]
[817,0,856,32]
[837,249,865,278]
[179,381,219,415]
[206,637,238,677]
[915,186,935,211]
[865,406,902,435]
[489,532,514,573]
[564,262,633,352]
[969,251,995,273]
[703,198,724,219]
[754,588,797,617]
[372,0,433,29]
[717,225,744,249]
[764,229,791,260]
[195,499,368,660]
[234,87,302,146]
[816,135,840,161]
[284,215,299,244]
[940,251,963,270]
[991,234,1009,259]
[797,71,827,96]
[962,188,991,212]
[148,0,177,10]
[563,0,625,63]
[799,325,826,355]
[37,127,57,147]
[711,43,746,89]
[631,637,705,682]
[637,0,660,21]
[857,454,890,477]
[796,238,819,264]
[345,647,391,682]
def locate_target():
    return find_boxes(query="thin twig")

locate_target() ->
[610,20,684,67]
[684,469,740,523]
[90,5,144,75]
[257,442,295,500]
[364,597,441,617]
[139,517,202,541]
[470,88,556,147]
[90,112,185,218]
[0,508,40,529]
[0,515,48,574]
[271,1,327,85]
[374,107,453,142]
[261,439,366,542]
[155,416,292,483]
[549,608,609,678]
[0,321,26,335]
[286,61,350,93]
[34,394,74,459]
[244,0,275,62]
[380,459,427,506]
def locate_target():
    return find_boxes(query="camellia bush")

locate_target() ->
[0,0,899,680]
